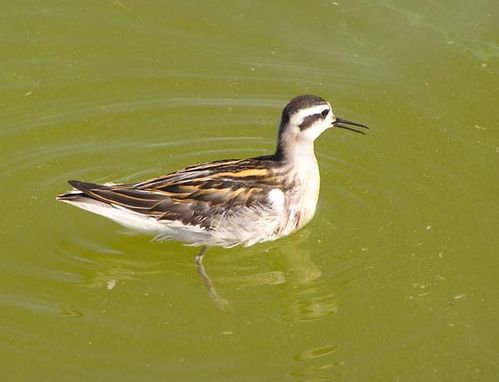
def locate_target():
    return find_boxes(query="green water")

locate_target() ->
[1,1,498,380]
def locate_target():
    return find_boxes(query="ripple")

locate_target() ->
[143,136,272,149]
[38,235,183,291]
[0,139,148,180]
[292,344,341,381]
[0,292,60,316]
[2,96,286,138]
[295,344,339,361]
[281,280,338,322]
[73,255,172,290]
[0,135,275,191]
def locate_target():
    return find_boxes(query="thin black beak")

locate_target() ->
[333,117,369,135]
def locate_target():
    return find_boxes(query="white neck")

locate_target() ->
[275,129,317,168]
[275,131,321,233]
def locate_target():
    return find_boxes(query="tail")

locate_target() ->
[56,179,161,234]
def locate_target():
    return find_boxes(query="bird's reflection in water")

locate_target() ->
[203,230,341,380]
[270,230,338,322]
[72,229,337,318]
[206,229,338,320]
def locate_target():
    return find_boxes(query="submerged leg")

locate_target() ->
[194,246,231,311]
[195,246,208,268]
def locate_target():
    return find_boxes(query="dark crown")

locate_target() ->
[280,95,327,126]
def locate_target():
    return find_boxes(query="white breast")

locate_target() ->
[297,160,320,228]
[279,156,320,236]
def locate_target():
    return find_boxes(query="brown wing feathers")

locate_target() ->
[62,158,284,229]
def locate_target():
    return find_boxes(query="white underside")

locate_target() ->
[61,192,287,248]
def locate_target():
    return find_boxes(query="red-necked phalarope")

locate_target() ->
[58,94,367,263]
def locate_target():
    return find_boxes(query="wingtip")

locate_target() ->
[66,179,106,194]
[57,179,97,201]
[68,179,82,188]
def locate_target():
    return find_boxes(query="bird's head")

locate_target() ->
[275,95,368,160]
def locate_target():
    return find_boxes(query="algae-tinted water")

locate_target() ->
[1,1,498,380]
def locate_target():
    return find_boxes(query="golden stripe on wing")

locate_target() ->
[208,168,270,178]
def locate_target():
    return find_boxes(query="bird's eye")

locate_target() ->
[321,109,329,118]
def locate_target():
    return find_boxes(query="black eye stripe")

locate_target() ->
[299,113,322,130]
[321,109,329,118]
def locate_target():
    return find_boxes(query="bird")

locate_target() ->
[57,95,368,266]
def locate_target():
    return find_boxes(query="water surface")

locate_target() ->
[1,1,498,380]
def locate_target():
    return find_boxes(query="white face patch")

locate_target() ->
[289,104,333,126]
[289,103,336,141]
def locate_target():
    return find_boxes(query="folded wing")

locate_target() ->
[59,158,284,230]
